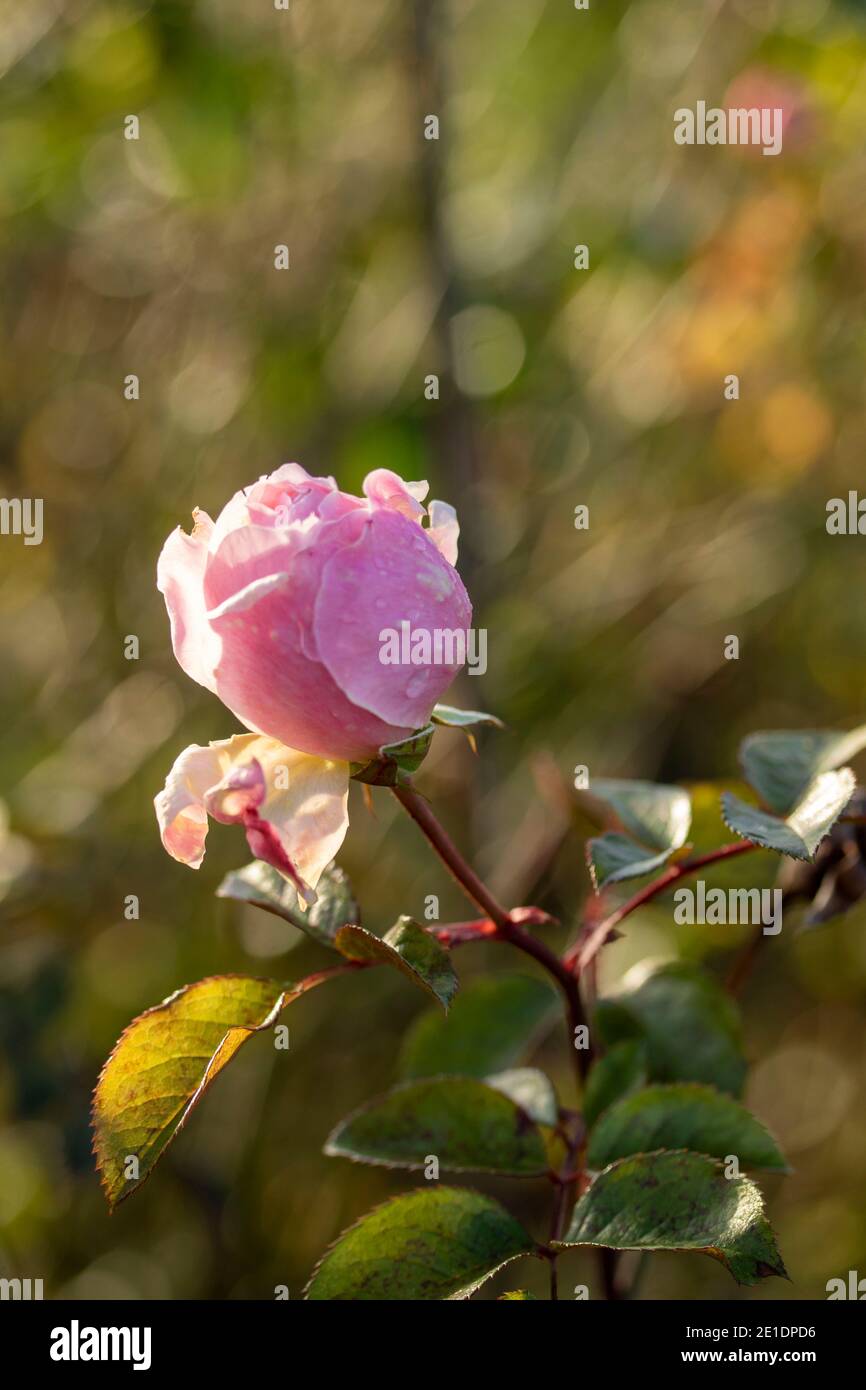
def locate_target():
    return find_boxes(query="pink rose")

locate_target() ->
[154,465,471,899]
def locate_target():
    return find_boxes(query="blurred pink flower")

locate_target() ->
[724,67,814,152]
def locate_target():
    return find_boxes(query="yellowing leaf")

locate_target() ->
[93,974,300,1208]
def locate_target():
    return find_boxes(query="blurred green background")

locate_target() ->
[2,0,866,1300]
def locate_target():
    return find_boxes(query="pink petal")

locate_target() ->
[240,809,316,905]
[363,468,429,521]
[156,509,220,693]
[313,507,473,729]
[247,465,337,527]
[427,499,460,566]
[204,756,267,822]
[250,740,350,893]
[203,522,302,613]
[202,753,317,903]
[209,488,254,552]
[205,511,411,759]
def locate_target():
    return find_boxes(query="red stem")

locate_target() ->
[391,782,512,928]
[391,783,592,1086]
[565,840,757,974]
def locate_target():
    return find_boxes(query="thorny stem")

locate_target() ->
[563,835,765,1301]
[390,786,767,1302]
[392,782,594,1299]
[564,839,757,974]
[391,782,512,929]
[392,783,591,1092]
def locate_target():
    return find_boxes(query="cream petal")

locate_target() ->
[154,734,259,868]
[154,734,349,898]
[252,741,350,898]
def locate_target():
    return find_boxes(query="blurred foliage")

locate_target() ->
[2,0,866,1300]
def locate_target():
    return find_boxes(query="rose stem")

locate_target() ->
[565,839,758,974]
[391,783,591,1087]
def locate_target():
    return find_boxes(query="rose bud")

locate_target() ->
[154,465,471,898]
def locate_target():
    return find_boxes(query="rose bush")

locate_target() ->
[154,464,471,900]
[95,463,866,1300]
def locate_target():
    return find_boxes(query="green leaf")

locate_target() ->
[399,974,557,1079]
[432,703,504,730]
[681,782,779,892]
[498,1290,537,1300]
[431,705,504,750]
[92,975,289,1209]
[486,1068,559,1127]
[739,726,866,815]
[324,1076,548,1176]
[556,1151,787,1287]
[350,726,434,785]
[588,835,680,889]
[305,1187,538,1300]
[722,771,855,861]
[216,860,357,947]
[582,779,691,889]
[595,962,746,1097]
[587,1084,787,1173]
[582,1040,648,1130]
[335,918,457,1012]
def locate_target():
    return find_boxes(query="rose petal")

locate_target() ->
[314,507,473,728]
[240,810,317,904]
[248,464,338,527]
[249,740,350,896]
[363,468,429,521]
[156,509,221,693]
[206,571,292,622]
[155,734,349,896]
[205,510,411,759]
[203,523,303,613]
[427,499,460,566]
[208,488,255,552]
[155,734,259,868]
[204,756,267,822]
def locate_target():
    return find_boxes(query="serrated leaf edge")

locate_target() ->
[585,1082,790,1174]
[302,1187,539,1300]
[553,1148,789,1287]
[92,974,292,1210]
[721,774,855,862]
[334,921,457,1012]
[323,1075,548,1177]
